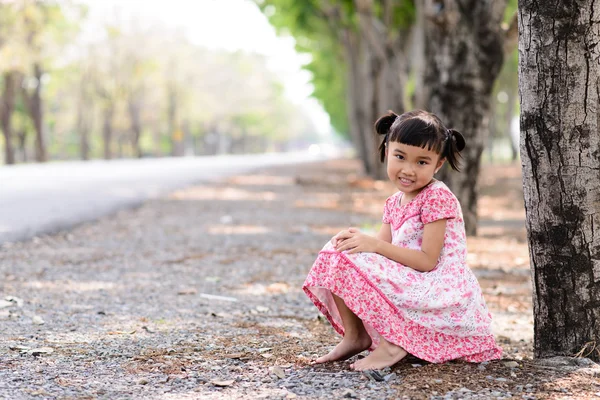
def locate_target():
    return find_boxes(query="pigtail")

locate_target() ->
[374,111,398,162]
[444,129,466,171]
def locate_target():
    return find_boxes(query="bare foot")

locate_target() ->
[315,335,372,364]
[350,339,407,371]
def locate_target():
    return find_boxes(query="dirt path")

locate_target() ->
[1,159,598,399]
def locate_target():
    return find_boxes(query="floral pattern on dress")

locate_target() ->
[303,180,503,363]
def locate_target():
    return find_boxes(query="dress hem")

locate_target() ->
[303,250,503,364]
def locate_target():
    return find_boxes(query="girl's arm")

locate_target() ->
[374,219,446,272]
[335,219,447,272]
[377,223,392,243]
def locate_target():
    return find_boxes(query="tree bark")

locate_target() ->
[519,0,600,361]
[102,106,114,160]
[22,63,47,163]
[422,0,508,235]
[128,98,143,158]
[355,0,407,180]
[1,72,17,165]
[77,70,91,161]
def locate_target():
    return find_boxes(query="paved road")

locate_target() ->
[0,152,328,244]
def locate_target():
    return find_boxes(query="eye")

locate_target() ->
[395,154,404,160]
[418,160,428,165]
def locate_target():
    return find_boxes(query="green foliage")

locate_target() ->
[256,0,415,138]
[256,0,351,136]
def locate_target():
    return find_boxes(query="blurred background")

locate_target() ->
[0,0,517,167]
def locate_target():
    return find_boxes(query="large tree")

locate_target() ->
[519,1,600,360]
[421,0,517,235]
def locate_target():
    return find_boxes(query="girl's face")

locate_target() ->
[386,141,445,198]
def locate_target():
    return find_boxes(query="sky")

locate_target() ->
[79,0,332,135]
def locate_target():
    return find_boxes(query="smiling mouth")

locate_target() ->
[399,178,413,184]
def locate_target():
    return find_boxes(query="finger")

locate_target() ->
[349,227,359,233]
[337,242,351,252]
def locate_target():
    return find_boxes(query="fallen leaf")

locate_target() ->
[177,288,198,295]
[211,379,235,387]
[0,300,13,309]
[29,347,54,356]
[2,296,23,308]
[9,345,30,352]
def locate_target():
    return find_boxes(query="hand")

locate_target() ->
[330,228,355,247]
[334,227,380,254]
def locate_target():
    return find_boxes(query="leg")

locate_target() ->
[315,293,372,363]
[350,335,408,371]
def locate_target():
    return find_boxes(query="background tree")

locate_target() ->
[258,0,414,178]
[519,1,600,360]
[421,0,517,234]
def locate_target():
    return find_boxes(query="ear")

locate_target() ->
[435,158,446,174]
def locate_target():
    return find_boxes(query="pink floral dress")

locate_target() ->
[303,180,502,363]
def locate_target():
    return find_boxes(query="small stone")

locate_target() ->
[138,379,149,385]
[32,316,45,325]
[211,379,235,387]
[362,370,384,382]
[341,388,357,398]
[383,372,397,382]
[504,361,519,368]
[496,377,509,382]
[491,391,503,397]
[269,366,285,379]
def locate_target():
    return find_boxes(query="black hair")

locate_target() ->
[374,109,466,171]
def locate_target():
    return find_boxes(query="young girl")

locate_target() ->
[303,109,502,371]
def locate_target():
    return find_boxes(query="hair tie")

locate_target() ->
[445,129,453,141]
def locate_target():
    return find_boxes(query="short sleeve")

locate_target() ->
[382,195,395,224]
[420,187,459,224]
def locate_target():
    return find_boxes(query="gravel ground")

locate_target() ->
[1,159,599,400]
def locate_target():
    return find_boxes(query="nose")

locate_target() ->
[401,164,415,176]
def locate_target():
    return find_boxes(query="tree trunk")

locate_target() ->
[422,0,508,235]
[355,0,408,180]
[519,0,600,361]
[340,29,373,175]
[128,99,143,158]
[78,111,90,161]
[23,63,47,163]
[77,72,91,161]
[17,129,27,162]
[102,106,114,160]
[1,72,17,165]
